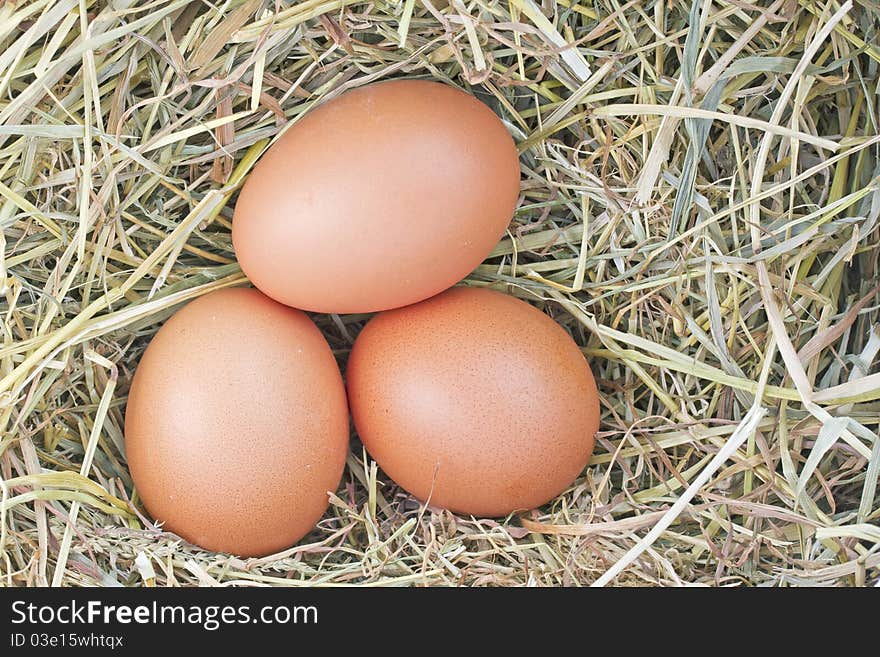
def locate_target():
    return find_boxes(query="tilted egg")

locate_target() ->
[232,79,521,313]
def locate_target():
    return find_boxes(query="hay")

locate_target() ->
[1,0,879,587]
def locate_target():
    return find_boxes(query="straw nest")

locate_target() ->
[1,0,879,588]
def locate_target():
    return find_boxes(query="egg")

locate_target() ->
[346,287,600,517]
[232,79,521,314]
[124,287,349,557]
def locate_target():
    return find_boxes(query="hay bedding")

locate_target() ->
[0,0,878,587]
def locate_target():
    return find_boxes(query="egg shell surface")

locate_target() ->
[232,79,521,314]
[124,287,349,557]
[346,286,600,517]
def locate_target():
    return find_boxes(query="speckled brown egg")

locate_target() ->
[232,79,521,314]
[124,287,349,557]
[346,286,600,517]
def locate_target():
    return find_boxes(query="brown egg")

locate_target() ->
[124,287,349,557]
[346,287,600,517]
[232,79,520,314]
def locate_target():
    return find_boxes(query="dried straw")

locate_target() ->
[1,0,878,587]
